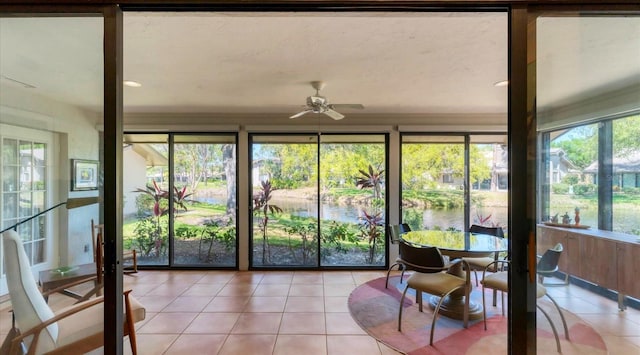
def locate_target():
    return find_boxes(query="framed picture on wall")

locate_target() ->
[71,159,99,191]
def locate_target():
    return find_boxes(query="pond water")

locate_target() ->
[199,196,638,234]
[200,196,508,230]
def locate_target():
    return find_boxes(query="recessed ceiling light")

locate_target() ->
[494,80,509,87]
[124,80,142,88]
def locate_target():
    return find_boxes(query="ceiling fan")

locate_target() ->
[290,81,364,120]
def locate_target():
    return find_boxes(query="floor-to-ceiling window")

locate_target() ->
[400,134,508,232]
[470,135,509,231]
[123,133,238,268]
[250,133,387,269]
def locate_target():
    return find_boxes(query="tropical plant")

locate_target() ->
[359,210,384,263]
[173,185,193,212]
[133,181,194,259]
[320,221,359,260]
[283,217,318,265]
[132,216,167,257]
[198,220,237,262]
[473,211,502,228]
[252,180,283,264]
[356,164,384,200]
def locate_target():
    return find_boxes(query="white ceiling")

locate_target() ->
[1,12,638,126]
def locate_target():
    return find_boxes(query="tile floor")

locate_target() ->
[2,270,640,354]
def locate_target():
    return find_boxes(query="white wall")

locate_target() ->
[122,147,149,218]
[1,83,101,267]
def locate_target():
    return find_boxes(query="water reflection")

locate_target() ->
[200,196,511,229]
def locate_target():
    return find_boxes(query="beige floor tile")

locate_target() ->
[285,296,325,312]
[183,312,241,333]
[218,334,276,355]
[324,283,355,297]
[231,312,282,334]
[137,312,198,334]
[322,271,356,284]
[165,271,206,283]
[327,335,381,355]
[135,295,176,312]
[132,271,171,284]
[125,283,158,297]
[244,296,288,312]
[601,335,640,354]
[228,272,264,284]
[217,283,258,296]
[279,312,326,334]
[324,296,349,312]
[292,272,324,284]
[144,283,190,297]
[621,335,640,347]
[261,272,294,284]
[378,341,403,354]
[579,314,640,336]
[164,334,227,355]
[197,273,236,284]
[124,333,179,355]
[553,297,615,314]
[135,311,156,330]
[182,283,225,296]
[203,296,250,312]
[163,295,213,312]
[289,284,324,296]
[273,335,327,355]
[253,283,291,296]
[325,312,367,335]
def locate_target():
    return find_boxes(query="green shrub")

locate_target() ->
[561,174,579,185]
[622,187,640,195]
[552,183,569,194]
[573,183,596,195]
[135,193,155,217]
[174,224,201,239]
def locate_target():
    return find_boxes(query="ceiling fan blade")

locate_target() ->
[324,108,345,120]
[290,109,311,119]
[329,104,365,110]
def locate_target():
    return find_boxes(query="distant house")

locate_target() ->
[548,148,580,184]
[251,157,280,186]
[583,152,640,188]
[122,144,168,217]
[471,144,509,191]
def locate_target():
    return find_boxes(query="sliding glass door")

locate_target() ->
[123,133,238,268]
[250,133,387,268]
[532,12,640,352]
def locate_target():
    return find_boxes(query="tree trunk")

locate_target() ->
[223,144,236,217]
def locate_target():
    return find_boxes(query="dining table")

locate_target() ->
[401,229,509,320]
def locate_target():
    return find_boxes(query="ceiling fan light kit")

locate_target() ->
[290,81,364,120]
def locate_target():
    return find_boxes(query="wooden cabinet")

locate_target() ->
[538,224,640,309]
[579,237,617,290]
[537,227,569,274]
[617,243,640,300]
[566,234,580,278]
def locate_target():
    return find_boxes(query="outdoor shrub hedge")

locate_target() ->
[552,183,570,194]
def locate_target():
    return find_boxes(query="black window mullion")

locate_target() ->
[598,121,613,231]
